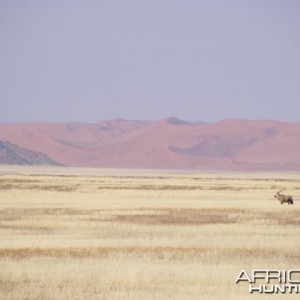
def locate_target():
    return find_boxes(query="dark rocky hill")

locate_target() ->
[0,141,62,166]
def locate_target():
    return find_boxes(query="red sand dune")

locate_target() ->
[0,118,299,171]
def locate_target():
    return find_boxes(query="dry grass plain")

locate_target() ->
[0,166,300,300]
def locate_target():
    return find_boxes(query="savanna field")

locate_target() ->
[0,166,300,300]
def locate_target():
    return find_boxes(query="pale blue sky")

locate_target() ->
[0,0,299,122]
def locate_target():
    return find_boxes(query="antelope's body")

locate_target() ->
[274,189,294,205]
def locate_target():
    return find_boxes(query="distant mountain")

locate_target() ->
[0,141,61,166]
[0,118,299,171]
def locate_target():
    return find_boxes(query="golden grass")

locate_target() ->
[0,166,300,299]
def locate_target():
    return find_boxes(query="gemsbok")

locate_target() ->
[274,189,294,205]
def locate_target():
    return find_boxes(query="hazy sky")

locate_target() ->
[1,0,299,123]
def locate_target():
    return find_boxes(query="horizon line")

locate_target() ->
[0,117,299,125]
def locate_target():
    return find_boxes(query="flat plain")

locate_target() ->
[0,166,300,299]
